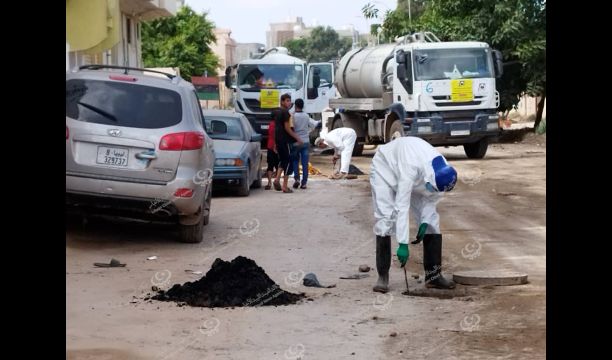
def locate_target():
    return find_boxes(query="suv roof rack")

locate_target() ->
[78,65,177,80]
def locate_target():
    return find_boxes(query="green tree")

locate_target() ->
[361,3,380,20]
[284,38,309,60]
[284,26,353,62]
[141,6,219,81]
[370,0,546,129]
[396,0,428,22]
[362,1,427,40]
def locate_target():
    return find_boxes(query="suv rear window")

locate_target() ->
[66,79,182,128]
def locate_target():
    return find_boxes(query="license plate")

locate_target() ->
[451,130,470,136]
[261,124,269,130]
[96,146,129,167]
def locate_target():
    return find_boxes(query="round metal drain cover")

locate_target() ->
[453,270,528,286]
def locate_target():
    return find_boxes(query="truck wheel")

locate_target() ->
[352,143,364,156]
[388,120,405,142]
[334,117,363,155]
[310,127,320,145]
[464,138,489,159]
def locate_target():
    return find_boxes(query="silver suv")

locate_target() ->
[66,65,215,243]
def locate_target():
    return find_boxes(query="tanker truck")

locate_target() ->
[325,32,504,158]
[225,47,336,140]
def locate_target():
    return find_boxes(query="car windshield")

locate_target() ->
[205,116,245,141]
[66,79,182,128]
[237,64,304,91]
[413,48,493,81]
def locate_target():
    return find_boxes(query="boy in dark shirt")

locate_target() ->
[273,93,303,193]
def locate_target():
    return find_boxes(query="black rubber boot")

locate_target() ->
[373,235,391,293]
[423,234,456,289]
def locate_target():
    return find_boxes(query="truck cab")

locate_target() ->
[393,41,504,158]
[225,47,336,140]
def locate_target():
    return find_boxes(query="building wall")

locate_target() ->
[66,0,178,71]
[211,28,237,74]
[509,96,547,120]
[211,28,237,109]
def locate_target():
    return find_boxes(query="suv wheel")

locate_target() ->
[178,196,206,243]
[203,186,211,226]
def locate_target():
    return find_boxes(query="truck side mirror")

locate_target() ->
[397,63,406,81]
[396,52,413,95]
[313,67,321,88]
[225,66,232,87]
[395,49,405,64]
[308,67,321,99]
[405,51,413,94]
[493,50,504,78]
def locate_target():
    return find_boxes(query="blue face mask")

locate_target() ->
[425,182,437,193]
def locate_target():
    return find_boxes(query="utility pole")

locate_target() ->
[409,0,412,25]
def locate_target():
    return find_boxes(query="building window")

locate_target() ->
[127,18,132,44]
[137,23,140,40]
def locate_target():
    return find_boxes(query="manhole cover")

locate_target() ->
[453,270,528,286]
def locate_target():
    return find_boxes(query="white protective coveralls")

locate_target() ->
[321,127,357,174]
[370,137,449,244]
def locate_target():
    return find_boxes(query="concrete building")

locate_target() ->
[235,43,266,63]
[266,17,306,48]
[267,18,364,50]
[210,28,238,109]
[211,28,237,75]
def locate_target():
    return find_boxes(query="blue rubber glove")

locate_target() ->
[396,243,409,267]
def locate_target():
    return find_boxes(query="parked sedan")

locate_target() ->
[203,109,262,196]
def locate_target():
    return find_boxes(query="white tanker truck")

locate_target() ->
[325,32,504,158]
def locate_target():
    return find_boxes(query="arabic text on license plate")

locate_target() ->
[261,125,269,130]
[451,130,470,136]
[97,146,129,167]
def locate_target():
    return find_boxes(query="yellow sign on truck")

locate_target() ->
[260,90,280,108]
[450,79,473,102]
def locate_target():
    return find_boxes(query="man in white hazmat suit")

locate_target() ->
[370,136,458,293]
[314,127,357,179]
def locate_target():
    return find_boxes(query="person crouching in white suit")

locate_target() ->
[370,136,458,293]
[314,127,358,180]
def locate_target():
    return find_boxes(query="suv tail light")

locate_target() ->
[159,132,204,151]
[109,75,138,82]
[66,126,69,140]
[174,188,194,197]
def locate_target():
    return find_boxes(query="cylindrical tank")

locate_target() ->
[335,44,397,98]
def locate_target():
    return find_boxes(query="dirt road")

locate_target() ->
[67,135,545,360]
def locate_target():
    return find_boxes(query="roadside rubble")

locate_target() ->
[152,256,305,307]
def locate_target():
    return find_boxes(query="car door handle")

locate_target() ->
[135,151,157,160]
